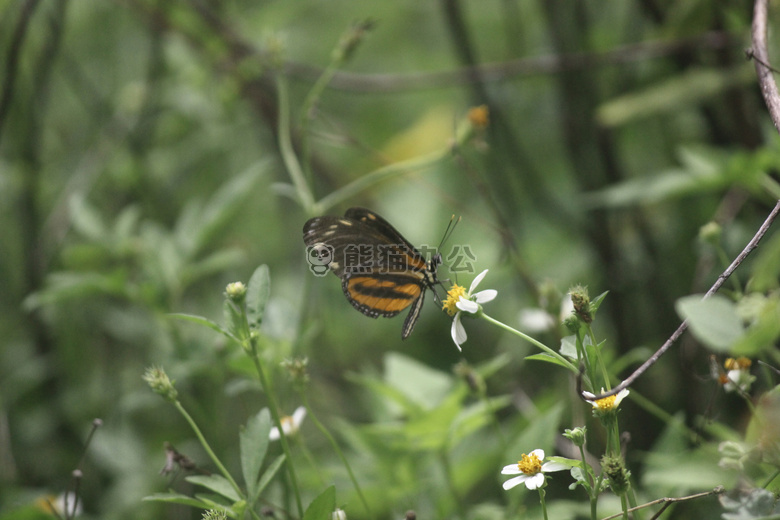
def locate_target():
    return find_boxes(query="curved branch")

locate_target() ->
[752,0,780,132]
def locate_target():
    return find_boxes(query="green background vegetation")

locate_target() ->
[2,0,780,518]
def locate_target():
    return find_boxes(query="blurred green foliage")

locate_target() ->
[2,0,780,519]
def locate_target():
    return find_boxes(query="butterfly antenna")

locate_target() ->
[438,214,461,251]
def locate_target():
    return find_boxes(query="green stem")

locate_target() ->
[539,487,549,520]
[249,350,304,517]
[620,494,629,520]
[763,468,780,488]
[479,313,578,373]
[300,392,371,516]
[440,445,465,518]
[299,61,340,183]
[173,400,242,496]
[276,75,315,213]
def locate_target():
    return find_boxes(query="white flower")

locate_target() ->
[501,449,568,490]
[332,508,347,520]
[442,270,497,351]
[584,388,629,414]
[37,492,82,517]
[269,406,306,441]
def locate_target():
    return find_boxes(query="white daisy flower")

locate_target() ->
[501,449,568,490]
[442,270,497,351]
[269,406,307,441]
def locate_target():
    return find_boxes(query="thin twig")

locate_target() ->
[752,0,780,133]
[600,486,724,520]
[586,200,780,401]
[284,31,734,93]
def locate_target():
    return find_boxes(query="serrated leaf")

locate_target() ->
[303,485,336,520]
[240,408,271,501]
[676,295,744,352]
[246,265,270,330]
[185,475,241,502]
[169,312,239,343]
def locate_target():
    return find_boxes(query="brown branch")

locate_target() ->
[752,0,780,132]
[284,31,735,93]
[600,486,725,520]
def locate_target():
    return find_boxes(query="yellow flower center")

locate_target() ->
[724,357,752,370]
[517,452,543,475]
[594,395,617,411]
[442,284,468,316]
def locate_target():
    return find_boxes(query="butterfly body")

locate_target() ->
[303,207,441,339]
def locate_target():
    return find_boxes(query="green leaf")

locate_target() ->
[169,312,239,343]
[303,485,336,520]
[69,194,107,241]
[142,492,211,508]
[559,335,577,359]
[384,352,452,409]
[22,271,130,310]
[185,475,241,502]
[526,352,573,369]
[732,296,780,356]
[676,295,745,352]
[589,291,608,315]
[597,65,755,127]
[255,454,286,500]
[176,162,267,256]
[240,408,271,501]
[246,265,271,330]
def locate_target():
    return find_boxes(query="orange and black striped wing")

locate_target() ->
[342,269,428,339]
[342,270,425,318]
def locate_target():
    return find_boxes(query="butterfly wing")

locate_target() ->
[303,208,436,338]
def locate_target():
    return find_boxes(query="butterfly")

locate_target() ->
[303,207,442,339]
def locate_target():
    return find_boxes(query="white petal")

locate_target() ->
[502,474,528,490]
[269,426,281,441]
[474,289,497,304]
[530,448,545,460]
[501,463,521,475]
[541,461,569,473]
[581,391,596,400]
[451,313,466,350]
[456,297,479,314]
[469,269,489,293]
[524,473,545,490]
[613,389,630,406]
[292,406,307,427]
